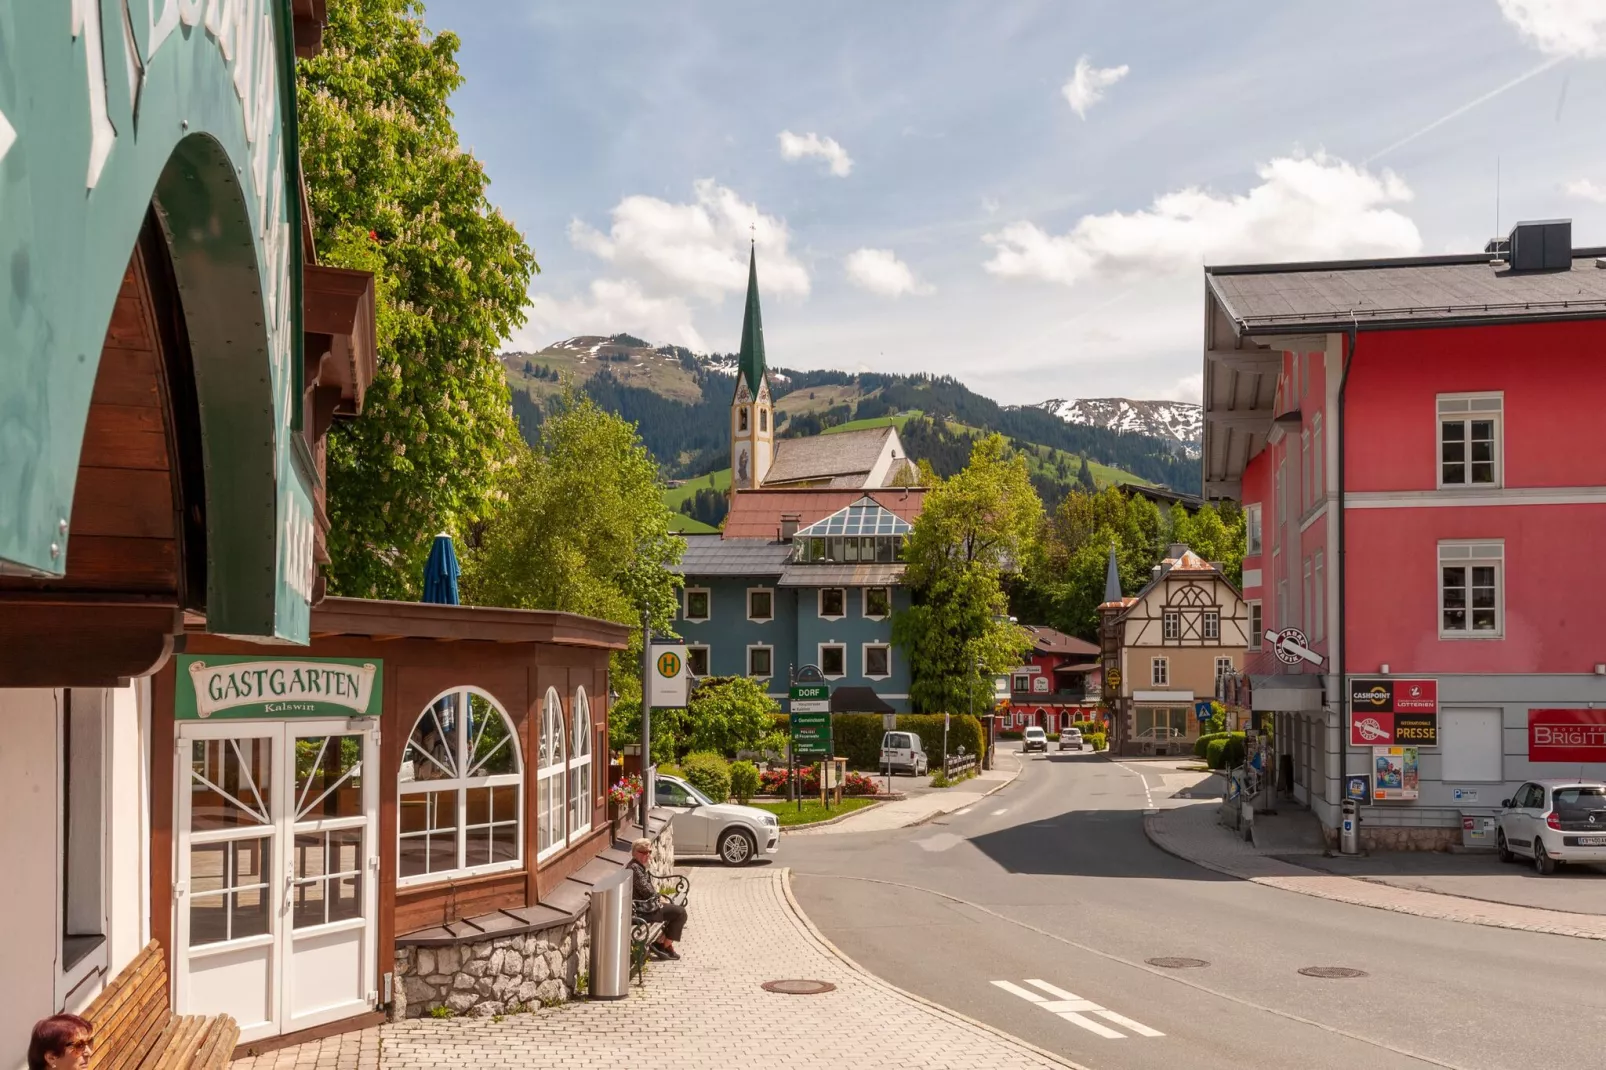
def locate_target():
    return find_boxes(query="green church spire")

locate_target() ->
[737,243,766,398]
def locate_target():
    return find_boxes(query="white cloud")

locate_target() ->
[566,179,809,301]
[1497,0,1606,57]
[843,248,933,298]
[1061,56,1129,118]
[778,130,854,177]
[982,151,1422,287]
[1160,372,1204,404]
[981,196,1001,215]
[1565,178,1606,202]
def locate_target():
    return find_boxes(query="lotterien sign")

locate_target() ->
[0,2,312,642]
[178,655,383,720]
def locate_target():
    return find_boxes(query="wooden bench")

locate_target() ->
[85,942,239,1070]
[630,872,690,984]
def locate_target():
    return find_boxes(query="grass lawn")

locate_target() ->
[663,467,730,513]
[751,796,877,826]
[667,513,718,534]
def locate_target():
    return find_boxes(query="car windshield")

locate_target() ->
[666,777,715,807]
[1026,728,1045,736]
[1553,787,1606,808]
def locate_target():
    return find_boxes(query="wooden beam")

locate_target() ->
[1205,348,1282,373]
[0,601,179,686]
[1204,480,1242,499]
[1204,408,1275,429]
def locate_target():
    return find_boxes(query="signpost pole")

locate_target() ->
[639,608,651,835]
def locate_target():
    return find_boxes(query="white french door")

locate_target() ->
[175,720,378,1042]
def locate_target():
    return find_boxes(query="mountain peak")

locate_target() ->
[1033,398,1201,458]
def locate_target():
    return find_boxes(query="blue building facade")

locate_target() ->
[673,499,914,711]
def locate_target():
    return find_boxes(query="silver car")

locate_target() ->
[1058,728,1084,751]
[655,773,780,865]
[1497,779,1606,874]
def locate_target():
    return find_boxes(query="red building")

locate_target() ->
[1203,219,1606,849]
[1004,626,1103,732]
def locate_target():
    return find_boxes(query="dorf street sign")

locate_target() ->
[791,711,832,756]
[790,683,830,714]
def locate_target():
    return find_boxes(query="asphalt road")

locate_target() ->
[785,752,1606,1070]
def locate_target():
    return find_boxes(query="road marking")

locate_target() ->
[953,807,972,815]
[1116,762,1155,808]
[992,808,1009,816]
[992,978,1165,1040]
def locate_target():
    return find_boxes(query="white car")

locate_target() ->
[880,731,928,776]
[1058,728,1084,751]
[1497,780,1606,874]
[655,773,780,866]
[1022,726,1048,753]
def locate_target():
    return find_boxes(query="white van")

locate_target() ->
[880,731,928,775]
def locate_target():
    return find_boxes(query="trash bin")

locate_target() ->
[1340,798,1360,855]
[1460,811,1496,850]
[587,868,632,1000]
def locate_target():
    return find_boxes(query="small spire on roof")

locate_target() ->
[1103,543,1122,604]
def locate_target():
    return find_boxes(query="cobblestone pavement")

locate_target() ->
[1146,799,1606,941]
[789,749,1023,835]
[235,866,1083,1070]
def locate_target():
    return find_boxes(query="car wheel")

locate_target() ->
[1497,829,1514,863]
[1533,839,1556,875]
[719,828,756,866]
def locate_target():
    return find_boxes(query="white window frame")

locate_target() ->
[1277,578,1288,632]
[1275,458,1286,531]
[747,644,774,680]
[1311,413,1324,502]
[1151,657,1169,687]
[59,689,110,999]
[1439,541,1504,639]
[1245,504,1262,556]
[1312,551,1325,642]
[1248,601,1262,648]
[862,643,892,680]
[747,586,774,623]
[1162,610,1180,640]
[683,587,710,623]
[536,687,566,862]
[818,587,847,621]
[818,643,847,679]
[399,686,525,887]
[1013,673,1030,692]
[1300,429,1310,511]
[1214,656,1234,685]
[567,688,593,841]
[685,644,710,678]
[1203,609,1220,640]
[1437,393,1503,490]
[862,586,892,620]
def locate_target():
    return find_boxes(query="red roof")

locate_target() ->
[722,487,927,539]
[1023,625,1100,657]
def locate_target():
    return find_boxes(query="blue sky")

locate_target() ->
[427,0,1606,404]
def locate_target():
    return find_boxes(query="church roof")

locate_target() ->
[736,245,766,398]
[763,425,898,486]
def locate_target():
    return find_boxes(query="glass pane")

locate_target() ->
[843,538,859,562]
[1470,439,1493,463]
[1442,462,1464,484]
[233,836,268,888]
[330,875,361,924]
[1471,585,1496,609]
[465,826,492,868]
[429,790,457,831]
[1472,566,1495,588]
[572,696,591,758]
[469,693,517,776]
[294,833,328,881]
[492,785,518,821]
[1441,441,1464,463]
[399,794,429,834]
[398,837,428,878]
[295,735,363,819]
[491,825,519,864]
[427,832,456,874]
[466,786,492,826]
[191,841,227,895]
[293,877,327,929]
[233,886,270,940]
[403,704,456,783]
[1473,609,1496,630]
[1443,609,1467,631]
[190,738,272,831]
[189,893,229,947]
[1441,421,1464,443]
[329,827,363,876]
[1471,462,1494,483]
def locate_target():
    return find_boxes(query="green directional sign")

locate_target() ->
[790,683,830,714]
[790,712,833,757]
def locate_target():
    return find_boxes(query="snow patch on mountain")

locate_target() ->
[1036,398,1202,457]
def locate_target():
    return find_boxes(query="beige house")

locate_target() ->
[1100,545,1250,755]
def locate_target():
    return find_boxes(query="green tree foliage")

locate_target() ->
[678,488,728,528]
[1077,457,1097,493]
[683,676,783,757]
[299,0,537,597]
[894,435,1039,713]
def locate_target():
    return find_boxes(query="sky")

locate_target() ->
[426,0,1606,405]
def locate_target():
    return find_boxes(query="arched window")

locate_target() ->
[568,689,593,838]
[738,406,749,432]
[537,688,566,859]
[759,408,768,432]
[398,688,521,885]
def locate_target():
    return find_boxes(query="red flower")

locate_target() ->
[369,230,379,241]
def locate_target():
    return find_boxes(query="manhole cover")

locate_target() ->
[1298,966,1368,979]
[761,979,837,995]
[1146,957,1209,969]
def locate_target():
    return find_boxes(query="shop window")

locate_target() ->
[686,645,710,677]
[683,588,710,622]
[536,688,566,859]
[863,644,891,679]
[1135,706,1187,739]
[863,587,891,619]
[748,588,773,622]
[820,644,847,678]
[1439,541,1503,637]
[748,645,773,679]
[819,588,846,619]
[62,689,107,972]
[1438,394,1501,488]
[399,687,523,884]
[568,689,593,839]
[1150,657,1169,686]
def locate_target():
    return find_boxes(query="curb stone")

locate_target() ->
[779,868,1092,1070]
[777,798,888,833]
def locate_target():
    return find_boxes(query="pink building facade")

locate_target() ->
[1204,222,1606,847]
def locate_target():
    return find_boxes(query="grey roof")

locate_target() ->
[763,426,895,486]
[674,535,791,577]
[777,563,905,587]
[1206,250,1606,334]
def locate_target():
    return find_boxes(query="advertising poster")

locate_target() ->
[1373,746,1419,801]
[1527,709,1606,763]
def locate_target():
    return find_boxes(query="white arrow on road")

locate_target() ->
[993,978,1165,1039]
[0,108,15,164]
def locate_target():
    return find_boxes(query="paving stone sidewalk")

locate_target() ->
[235,865,1081,1070]
[788,749,1023,835]
[1146,800,1606,941]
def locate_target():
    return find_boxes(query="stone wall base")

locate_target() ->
[393,916,588,1021]
[1322,824,1460,852]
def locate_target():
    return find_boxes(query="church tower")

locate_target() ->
[730,244,773,490]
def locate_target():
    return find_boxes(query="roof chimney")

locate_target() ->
[1507,219,1572,272]
[1151,564,1163,582]
[780,513,800,541]
[1166,543,1188,560]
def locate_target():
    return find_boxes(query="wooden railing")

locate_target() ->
[944,752,977,779]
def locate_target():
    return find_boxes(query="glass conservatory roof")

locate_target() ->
[793,498,911,538]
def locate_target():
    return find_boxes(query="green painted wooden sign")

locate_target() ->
[0,2,313,642]
[790,712,832,756]
[176,654,383,720]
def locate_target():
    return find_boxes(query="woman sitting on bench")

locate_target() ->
[630,838,687,960]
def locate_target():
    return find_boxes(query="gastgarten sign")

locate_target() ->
[178,655,382,719]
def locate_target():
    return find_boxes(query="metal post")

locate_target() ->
[639,608,651,834]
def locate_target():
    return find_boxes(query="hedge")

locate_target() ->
[898,714,986,772]
[729,760,759,803]
[764,712,987,772]
[681,752,731,801]
[1203,732,1247,769]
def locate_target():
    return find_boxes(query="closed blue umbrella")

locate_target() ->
[421,532,460,605]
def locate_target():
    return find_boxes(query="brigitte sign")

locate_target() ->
[1528,709,1606,764]
[178,655,382,720]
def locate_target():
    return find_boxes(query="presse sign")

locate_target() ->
[1349,679,1438,746]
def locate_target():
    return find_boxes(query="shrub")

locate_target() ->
[1194,732,1228,759]
[1070,720,1101,736]
[1205,738,1227,768]
[830,714,886,769]
[1084,732,1106,751]
[1205,733,1247,769]
[728,760,759,803]
[680,751,731,802]
[843,771,880,796]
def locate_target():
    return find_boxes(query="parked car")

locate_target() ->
[1496,780,1606,874]
[654,773,779,866]
[1058,727,1084,751]
[880,731,928,775]
[1022,726,1048,752]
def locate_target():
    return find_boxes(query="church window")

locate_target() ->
[759,408,768,432]
[739,407,749,432]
